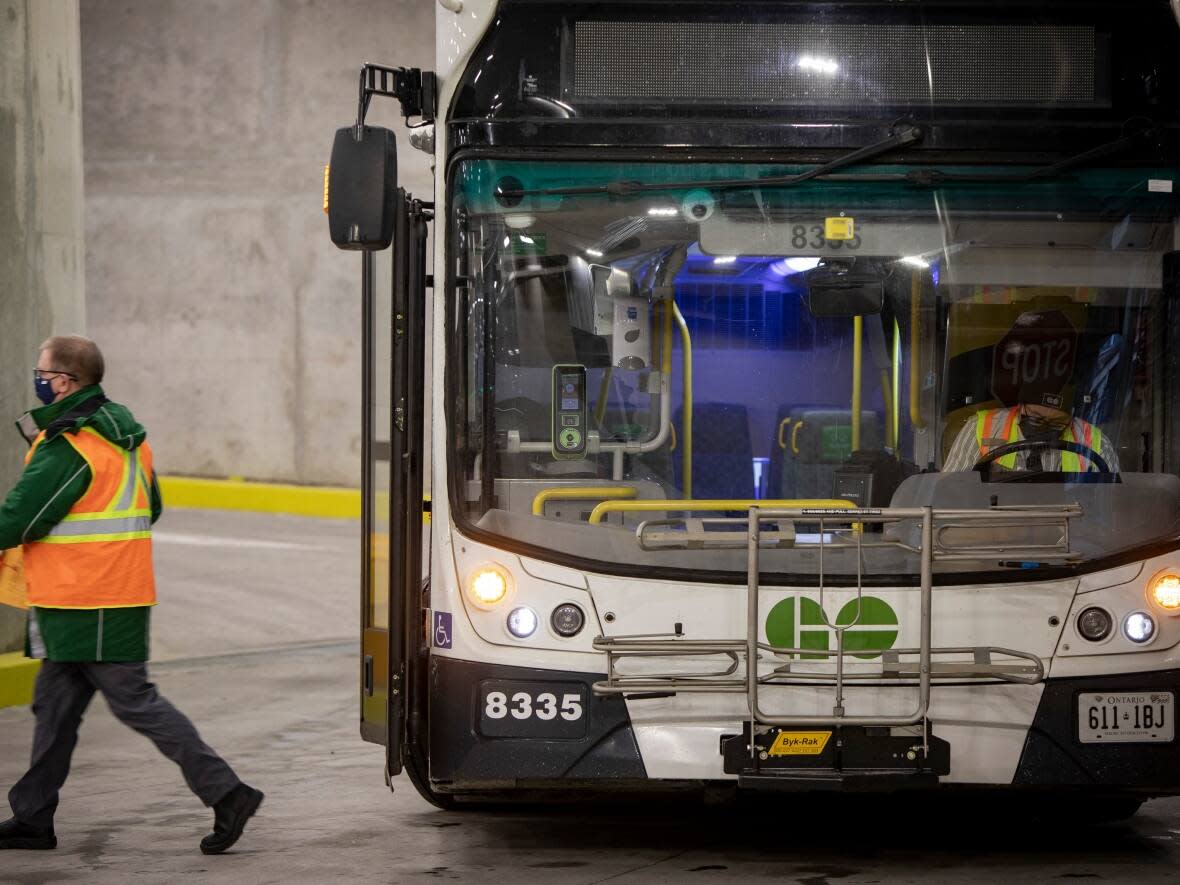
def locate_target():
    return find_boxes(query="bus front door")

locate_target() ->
[360,189,430,782]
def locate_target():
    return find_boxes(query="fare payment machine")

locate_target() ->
[552,364,588,460]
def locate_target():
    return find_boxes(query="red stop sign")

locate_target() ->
[990,310,1079,407]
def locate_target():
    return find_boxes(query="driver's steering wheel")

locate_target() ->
[972,439,1111,477]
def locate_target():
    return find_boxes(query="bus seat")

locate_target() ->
[778,408,882,499]
[674,402,754,500]
[768,403,828,500]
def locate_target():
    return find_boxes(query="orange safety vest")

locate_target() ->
[22,427,156,609]
[974,408,1101,472]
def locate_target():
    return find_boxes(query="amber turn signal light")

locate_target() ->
[1148,570,1180,612]
[467,564,512,609]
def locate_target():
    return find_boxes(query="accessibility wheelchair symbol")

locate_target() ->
[433,611,453,649]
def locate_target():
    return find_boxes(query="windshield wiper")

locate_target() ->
[841,123,1161,188]
[519,122,1160,200]
[521,125,925,198]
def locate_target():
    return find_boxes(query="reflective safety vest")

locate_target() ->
[22,427,156,609]
[974,408,1102,472]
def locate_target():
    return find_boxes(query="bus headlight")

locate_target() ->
[467,564,512,609]
[1147,570,1180,613]
[1076,607,1113,642]
[1123,611,1156,644]
[506,606,538,639]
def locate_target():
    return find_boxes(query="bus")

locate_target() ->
[326,0,1180,817]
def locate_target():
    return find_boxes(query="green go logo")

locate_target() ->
[765,595,899,660]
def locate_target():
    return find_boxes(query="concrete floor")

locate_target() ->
[3,510,1180,884]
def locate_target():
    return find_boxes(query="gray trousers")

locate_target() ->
[8,661,241,827]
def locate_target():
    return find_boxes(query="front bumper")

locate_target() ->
[428,656,646,788]
[426,657,1180,796]
[1014,667,1180,792]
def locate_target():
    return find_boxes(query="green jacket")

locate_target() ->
[0,386,163,661]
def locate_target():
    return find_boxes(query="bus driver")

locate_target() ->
[942,311,1120,474]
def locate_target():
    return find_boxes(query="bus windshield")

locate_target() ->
[448,159,1180,582]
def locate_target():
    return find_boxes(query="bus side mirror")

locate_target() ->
[805,263,885,318]
[327,126,398,250]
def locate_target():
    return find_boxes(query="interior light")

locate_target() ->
[507,606,539,639]
[1123,611,1156,644]
[467,565,512,609]
[1147,571,1180,612]
[797,55,839,75]
[647,207,679,217]
[785,257,822,273]
[585,248,604,257]
[713,255,737,265]
[899,255,930,269]
[504,214,536,230]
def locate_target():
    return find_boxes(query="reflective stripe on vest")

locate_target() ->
[975,408,1021,469]
[1061,420,1103,473]
[974,410,1102,473]
[22,427,156,608]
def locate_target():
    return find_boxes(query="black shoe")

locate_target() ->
[199,784,263,855]
[0,817,56,850]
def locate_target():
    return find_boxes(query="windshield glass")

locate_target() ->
[448,159,1180,581]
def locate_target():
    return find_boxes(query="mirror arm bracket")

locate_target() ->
[356,64,437,134]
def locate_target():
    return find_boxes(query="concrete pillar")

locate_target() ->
[0,0,87,652]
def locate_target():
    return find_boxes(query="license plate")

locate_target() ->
[1077,691,1175,743]
[477,680,588,739]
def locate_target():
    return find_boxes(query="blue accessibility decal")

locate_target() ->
[433,611,453,649]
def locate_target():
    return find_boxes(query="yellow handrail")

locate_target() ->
[878,369,893,451]
[588,497,855,525]
[777,416,792,450]
[657,300,671,376]
[893,319,901,448]
[532,486,639,517]
[851,315,863,451]
[594,367,612,427]
[791,420,805,456]
[672,301,693,499]
[909,271,926,430]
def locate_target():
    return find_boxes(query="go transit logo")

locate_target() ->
[765,595,899,659]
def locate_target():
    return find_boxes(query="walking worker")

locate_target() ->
[0,336,262,854]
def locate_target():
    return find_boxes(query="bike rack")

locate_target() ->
[594,504,1080,734]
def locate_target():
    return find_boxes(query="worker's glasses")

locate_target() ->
[33,368,77,381]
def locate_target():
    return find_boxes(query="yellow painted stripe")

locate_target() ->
[159,476,361,520]
[0,652,40,709]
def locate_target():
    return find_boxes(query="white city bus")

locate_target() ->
[327,0,1180,817]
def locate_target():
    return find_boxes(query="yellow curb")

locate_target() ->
[0,651,40,709]
[158,476,360,520]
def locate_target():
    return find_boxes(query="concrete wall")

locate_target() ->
[81,0,435,486]
[0,0,87,651]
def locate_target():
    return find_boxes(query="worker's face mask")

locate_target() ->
[34,375,57,406]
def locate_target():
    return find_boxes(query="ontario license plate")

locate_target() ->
[477,681,588,739]
[1077,692,1175,743]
